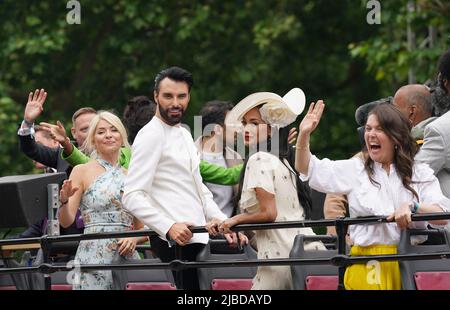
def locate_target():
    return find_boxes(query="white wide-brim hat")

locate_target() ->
[225,88,306,129]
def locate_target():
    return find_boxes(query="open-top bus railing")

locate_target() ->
[1,212,450,290]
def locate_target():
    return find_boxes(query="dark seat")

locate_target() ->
[49,270,72,290]
[112,253,176,290]
[27,250,73,290]
[310,189,325,220]
[1,254,33,290]
[0,259,17,290]
[196,239,257,290]
[135,244,155,259]
[0,253,69,290]
[290,235,338,290]
[0,279,16,290]
[398,228,450,290]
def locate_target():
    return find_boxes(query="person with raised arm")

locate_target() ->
[218,89,324,290]
[59,111,146,290]
[295,101,449,290]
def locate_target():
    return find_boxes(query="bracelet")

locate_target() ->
[410,201,420,213]
[294,145,310,150]
[60,200,68,206]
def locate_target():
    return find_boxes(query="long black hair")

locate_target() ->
[234,125,313,219]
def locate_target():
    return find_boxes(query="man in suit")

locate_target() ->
[32,125,59,172]
[18,89,96,176]
[415,49,450,199]
[17,89,97,236]
[393,84,435,144]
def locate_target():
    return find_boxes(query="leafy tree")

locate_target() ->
[349,0,450,94]
[0,0,391,178]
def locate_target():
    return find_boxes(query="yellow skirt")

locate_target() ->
[344,244,401,290]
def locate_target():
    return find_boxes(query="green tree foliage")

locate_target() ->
[0,85,34,176]
[4,0,439,177]
[349,0,450,94]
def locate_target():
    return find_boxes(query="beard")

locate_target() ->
[157,102,186,126]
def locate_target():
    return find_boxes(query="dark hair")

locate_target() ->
[431,85,450,116]
[122,96,156,144]
[438,49,450,92]
[33,125,52,140]
[154,66,193,93]
[200,100,234,133]
[235,125,313,219]
[364,103,419,200]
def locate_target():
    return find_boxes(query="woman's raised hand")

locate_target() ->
[299,100,325,136]
[59,180,79,204]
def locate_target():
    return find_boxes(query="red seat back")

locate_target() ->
[414,272,450,290]
[305,275,338,290]
[126,282,177,290]
[211,279,253,290]
[51,284,72,290]
[0,286,16,290]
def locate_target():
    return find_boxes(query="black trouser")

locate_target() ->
[150,236,205,290]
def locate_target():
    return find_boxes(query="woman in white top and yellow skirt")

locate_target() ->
[295,101,450,290]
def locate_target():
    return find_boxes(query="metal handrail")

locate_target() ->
[1,212,450,290]
[1,213,448,246]
[2,251,450,274]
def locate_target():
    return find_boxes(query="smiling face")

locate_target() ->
[241,107,271,147]
[154,77,190,126]
[364,114,395,167]
[93,119,123,156]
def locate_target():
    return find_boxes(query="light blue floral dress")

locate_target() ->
[73,159,140,290]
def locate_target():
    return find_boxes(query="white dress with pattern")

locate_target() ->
[240,152,325,290]
[73,159,140,290]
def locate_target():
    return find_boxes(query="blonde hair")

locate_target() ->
[82,111,130,160]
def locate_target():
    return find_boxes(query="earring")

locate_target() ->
[394,145,398,150]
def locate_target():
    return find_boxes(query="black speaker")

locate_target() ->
[0,173,67,228]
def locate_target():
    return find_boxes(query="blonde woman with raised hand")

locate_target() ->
[59,111,147,290]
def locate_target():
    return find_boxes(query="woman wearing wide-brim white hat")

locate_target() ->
[217,88,326,290]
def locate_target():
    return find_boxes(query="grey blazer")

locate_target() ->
[415,111,450,198]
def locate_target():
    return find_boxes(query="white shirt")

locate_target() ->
[301,155,450,246]
[17,120,35,136]
[201,150,234,217]
[123,117,227,244]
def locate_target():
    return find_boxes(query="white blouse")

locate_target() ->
[301,155,450,246]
